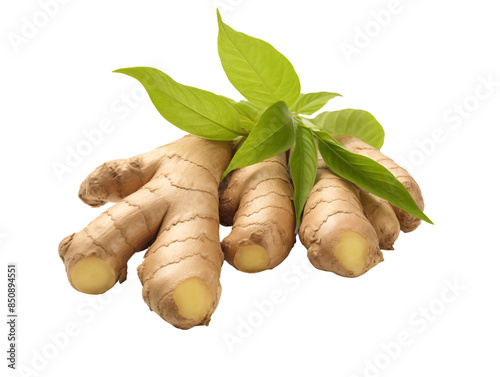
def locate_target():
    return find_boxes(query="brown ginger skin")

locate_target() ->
[219,153,296,273]
[335,135,425,233]
[59,135,232,329]
[299,156,383,278]
[358,188,400,250]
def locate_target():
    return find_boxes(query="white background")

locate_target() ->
[1,0,499,376]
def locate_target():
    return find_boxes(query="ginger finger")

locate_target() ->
[219,154,296,273]
[358,188,400,250]
[137,139,230,329]
[59,135,232,329]
[59,174,169,294]
[336,135,424,233]
[78,148,165,208]
[299,156,383,277]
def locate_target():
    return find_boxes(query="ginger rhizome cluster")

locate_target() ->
[59,134,425,329]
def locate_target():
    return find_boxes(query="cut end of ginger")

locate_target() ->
[173,277,213,322]
[234,244,270,273]
[333,231,368,275]
[70,257,116,294]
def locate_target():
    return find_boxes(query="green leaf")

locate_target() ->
[314,132,432,224]
[312,109,385,149]
[235,101,266,122]
[221,97,265,132]
[290,92,342,115]
[290,123,318,228]
[222,101,296,180]
[114,67,246,140]
[217,10,301,107]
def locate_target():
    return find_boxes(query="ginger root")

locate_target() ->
[219,154,296,272]
[299,155,383,277]
[358,188,400,250]
[299,134,426,277]
[59,135,232,329]
[58,131,428,328]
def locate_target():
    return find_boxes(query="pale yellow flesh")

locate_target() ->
[234,245,270,273]
[333,231,368,274]
[70,257,116,294]
[173,277,212,321]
